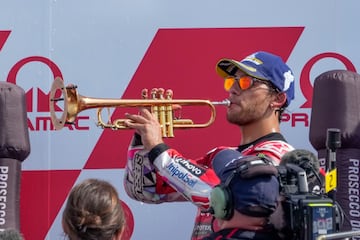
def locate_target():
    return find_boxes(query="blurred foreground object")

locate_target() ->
[0,82,30,231]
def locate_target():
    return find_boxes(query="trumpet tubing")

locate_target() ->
[49,77,229,137]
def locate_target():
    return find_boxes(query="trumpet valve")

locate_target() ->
[150,88,158,99]
[164,89,174,137]
[165,89,173,99]
[156,88,167,137]
[150,88,159,115]
[157,88,165,98]
[141,89,148,99]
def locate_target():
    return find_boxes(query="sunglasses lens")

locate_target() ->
[239,76,253,90]
[224,77,235,91]
[224,76,255,91]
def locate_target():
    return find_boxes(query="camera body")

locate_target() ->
[281,193,337,240]
[276,164,340,240]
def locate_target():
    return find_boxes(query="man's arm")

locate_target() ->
[124,133,186,203]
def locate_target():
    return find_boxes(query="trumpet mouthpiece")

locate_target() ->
[212,99,230,106]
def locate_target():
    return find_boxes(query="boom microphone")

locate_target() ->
[280,149,324,193]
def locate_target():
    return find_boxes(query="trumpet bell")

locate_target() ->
[49,77,70,130]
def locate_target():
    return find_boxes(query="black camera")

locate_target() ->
[275,163,341,240]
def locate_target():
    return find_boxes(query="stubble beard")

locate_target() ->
[226,107,253,126]
[226,101,267,126]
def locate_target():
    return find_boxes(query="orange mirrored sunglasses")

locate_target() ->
[224,76,269,91]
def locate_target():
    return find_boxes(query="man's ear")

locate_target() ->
[272,92,287,108]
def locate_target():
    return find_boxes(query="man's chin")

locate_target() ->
[226,114,250,126]
[226,115,238,125]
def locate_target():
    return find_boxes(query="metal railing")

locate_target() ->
[316,230,360,240]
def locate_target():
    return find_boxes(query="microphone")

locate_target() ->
[280,149,324,193]
[326,128,341,172]
[281,163,309,193]
[325,128,341,201]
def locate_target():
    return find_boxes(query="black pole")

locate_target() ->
[326,128,341,171]
[325,128,341,201]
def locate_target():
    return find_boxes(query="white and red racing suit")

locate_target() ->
[124,132,294,240]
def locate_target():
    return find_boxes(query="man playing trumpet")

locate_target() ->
[123,51,295,240]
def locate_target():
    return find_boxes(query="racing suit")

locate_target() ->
[124,132,294,240]
[201,226,283,240]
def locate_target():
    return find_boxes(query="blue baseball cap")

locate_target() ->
[216,51,295,107]
[212,149,279,217]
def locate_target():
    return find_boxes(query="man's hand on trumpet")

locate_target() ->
[124,108,164,151]
[124,87,181,149]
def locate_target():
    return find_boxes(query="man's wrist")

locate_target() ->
[148,143,169,163]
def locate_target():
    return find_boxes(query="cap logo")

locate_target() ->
[238,62,257,73]
[243,54,263,65]
[238,54,264,73]
[283,70,295,91]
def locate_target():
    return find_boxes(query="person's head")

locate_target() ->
[209,149,279,228]
[62,178,126,240]
[216,51,295,124]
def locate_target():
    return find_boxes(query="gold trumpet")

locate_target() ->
[49,77,229,137]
